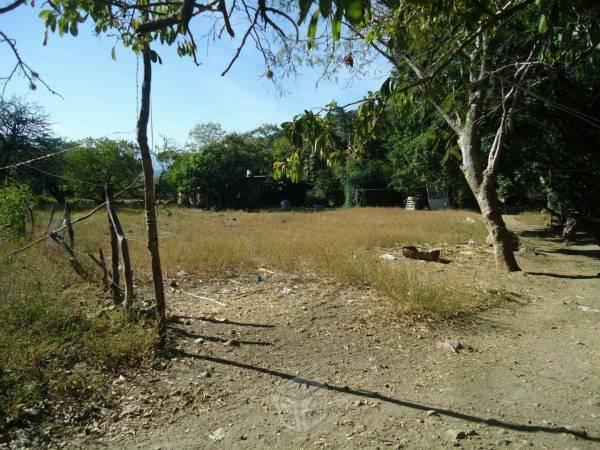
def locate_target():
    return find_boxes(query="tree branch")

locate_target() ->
[0,0,25,14]
[0,30,62,99]
[220,6,259,76]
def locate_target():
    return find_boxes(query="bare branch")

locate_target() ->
[218,0,235,37]
[0,30,62,99]
[220,6,259,76]
[0,0,25,14]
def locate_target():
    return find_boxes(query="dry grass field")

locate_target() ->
[30,206,490,317]
[6,208,600,448]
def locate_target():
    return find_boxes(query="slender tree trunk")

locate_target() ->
[475,177,520,271]
[138,48,167,341]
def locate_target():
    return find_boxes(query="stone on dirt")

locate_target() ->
[438,339,473,354]
[445,429,468,440]
[208,427,226,442]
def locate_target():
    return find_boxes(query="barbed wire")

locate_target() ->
[24,163,103,187]
[0,129,138,172]
[0,148,72,172]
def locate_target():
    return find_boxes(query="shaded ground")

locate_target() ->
[71,216,600,449]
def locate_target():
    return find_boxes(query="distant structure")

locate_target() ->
[404,186,449,210]
[426,186,449,210]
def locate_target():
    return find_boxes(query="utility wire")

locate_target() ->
[488,73,600,130]
[0,129,138,172]
[24,163,103,187]
[0,148,72,171]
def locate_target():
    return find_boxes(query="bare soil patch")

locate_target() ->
[61,215,600,449]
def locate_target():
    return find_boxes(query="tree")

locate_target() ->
[165,133,272,208]
[281,0,600,271]
[0,97,67,202]
[64,138,141,201]
[154,136,182,200]
[382,103,474,208]
[0,183,35,236]
[498,70,600,214]
[187,122,227,149]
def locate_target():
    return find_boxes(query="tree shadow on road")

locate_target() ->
[527,271,600,279]
[169,315,275,328]
[168,326,273,346]
[517,227,564,243]
[545,248,600,260]
[174,350,600,443]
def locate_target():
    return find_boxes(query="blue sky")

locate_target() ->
[1,5,390,146]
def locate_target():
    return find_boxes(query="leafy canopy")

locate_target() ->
[64,138,140,200]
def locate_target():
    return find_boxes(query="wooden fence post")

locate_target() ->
[45,205,56,236]
[105,186,122,305]
[105,184,134,312]
[63,201,74,249]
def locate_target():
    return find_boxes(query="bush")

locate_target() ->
[0,184,35,236]
[0,241,157,430]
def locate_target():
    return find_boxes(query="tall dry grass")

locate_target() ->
[516,210,549,227]
[28,206,489,317]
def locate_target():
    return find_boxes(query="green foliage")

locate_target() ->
[187,122,227,149]
[0,184,35,236]
[64,138,140,200]
[383,104,460,191]
[39,0,192,59]
[164,132,274,208]
[275,107,344,182]
[498,71,600,212]
[288,0,600,213]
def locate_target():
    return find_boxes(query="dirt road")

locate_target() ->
[87,217,600,449]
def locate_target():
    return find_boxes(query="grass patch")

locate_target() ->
[0,240,156,430]
[34,206,489,317]
[516,210,549,227]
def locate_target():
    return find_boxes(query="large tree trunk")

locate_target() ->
[459,127,521,272]
[138,48,167,341]
[475,177,520,271]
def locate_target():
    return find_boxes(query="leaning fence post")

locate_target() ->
[105,184,134,313]
[105,185,122,305]
[63,201,75,249]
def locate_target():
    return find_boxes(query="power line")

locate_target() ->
[489,73,600,130]
[24,163,103,187]
[0,130,138,172]
[0,148,71,171]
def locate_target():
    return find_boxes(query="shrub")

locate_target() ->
[0,241,156,429]
[0,183,35,236]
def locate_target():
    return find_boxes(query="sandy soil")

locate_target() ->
[72,216,600,449]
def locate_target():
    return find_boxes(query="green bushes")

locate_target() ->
[0,184,35,236]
